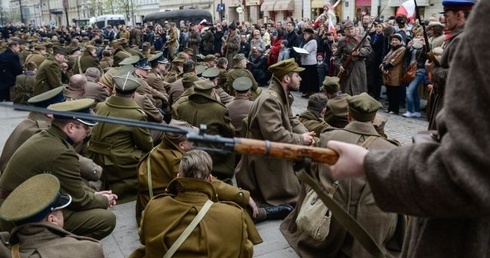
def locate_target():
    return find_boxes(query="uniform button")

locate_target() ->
[238,192,244,199]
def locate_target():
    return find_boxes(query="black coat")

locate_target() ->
[0,48,23,90]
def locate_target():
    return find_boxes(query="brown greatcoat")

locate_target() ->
[381,45,406,87]
[129,178,262,258]
[136,78,168,108]
[0,222,104,258]
[224,31,241,69]
[235,78,308,207]
[13,72,36,105]
[23,51,45,68]
[88,96,153,203]
[298,109,331,136]
[364,4,490,257]
[135,137,253,224]
[281,121,405,258]
[225,95,253,136]
[83,81,110,103]
[225,65,261,100]
[334,35,372,95]
[72,50,102,74]
[175,91,235,181]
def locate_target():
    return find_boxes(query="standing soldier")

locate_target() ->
[334,21,372,96]
[222,22,241,69]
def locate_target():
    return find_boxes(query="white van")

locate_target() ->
[94,14,126,29]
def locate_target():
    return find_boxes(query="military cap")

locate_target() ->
[442,0,476,12]
[120,38,129,46]
[117,64,136,76]
[183,47,194,56]
[70,47,81,54]
[195,65,207,76]
[344,20,354,28]
[194,79,215,91]
[48,98,97,126]
[0,174,72,225]
[135,59,152,70]
[347,92,382,122]
[165,119,198,143]
[182,73,200,89]
[228,21,237,30]
[148,52,163,63]
[427,21,445,29]
[27,86,65,108]
[201,67,220,79]
[142,42,151,51]
[159,57,169,64]
[53,46,69,56]
[119,55,140,66]
[233,53,247,62]
[328,97,349,117]
[7,39,19,47]
[268,58,305,79]
[232,77,253,92]
[113,72,141,94]
[45,42,53,48]
[196,54,206,62]
[33,43,46,50]
[322,76,340,94]
[205,54,216,62]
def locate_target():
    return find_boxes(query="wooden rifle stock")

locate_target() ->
[233,138,339,165]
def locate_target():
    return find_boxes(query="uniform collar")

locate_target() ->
[342,121,380,136]
[166,178,218,201]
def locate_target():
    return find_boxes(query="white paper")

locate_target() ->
[293,47,309,55]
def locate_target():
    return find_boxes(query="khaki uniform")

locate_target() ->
[23,51,45,68]
[167,77,185,106]
[113,47,131,67]
[225,95,253,136]
[135,137,252,224]
[83,81,110,103]
[0,126,115,240]
[145,70,168,94]
[13,72,36,105]
[136,78,168,108]
[226,65,260,100]
[100,56,113,71]
[281,121,405,258]
[0,222,104,258]
[72,51,102,74]
[235,78,308,206]
[130,178,262,258]
[88,96,153,203]
[175,91,235,181]
[224,32,240,69]
[325,93,350,128]
[298,109,331,136]
[33,56,62,96]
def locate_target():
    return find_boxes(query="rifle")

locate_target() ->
[0,103,339,165]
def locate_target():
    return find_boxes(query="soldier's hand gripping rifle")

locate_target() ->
[0,103,339,165]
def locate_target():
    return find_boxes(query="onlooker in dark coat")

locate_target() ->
[0,40,23,101]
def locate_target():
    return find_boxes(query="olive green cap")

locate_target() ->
[183,47,194,56]
[165,119,198,143]
[233,53,247,62]
[328,96,349,117]
[147,51,163,62]
[347,93,382,122]
[194,79,215,90]
[52,46,69,56]
[172,54,186,64]
[322,76,340,94]
[201,67,220,79]
[113,72,141,94]
[195,65,207,76]
[0,174,72,224]
[182,73,200,89]
[27,86,65,108]
[48,98,97,126]
[116,64,135,76]
[232,77,252,92]
[268,58,305,79]
[119,55,140,66]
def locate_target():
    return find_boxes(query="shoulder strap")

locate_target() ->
[163,200,214,258]
[146,147,157,199]
[361,136,378,149]
[11,243,20,258]
[77,56,83,74]
[296,170,386,258]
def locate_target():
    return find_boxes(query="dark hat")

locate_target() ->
[7,39,19,47]
[205,54,216,62]
[194,79,215,91]
[135,59,152,70]
[182,73,200,89]
[281,39,288,46]
[0,174,72,225]
[119,55,140,66]
[27,86,65,108]
[391,33,403,42]
[344,20,354,28]
[233,53,247,62]
[201,67,220,79]
[183,47,194,56]
[195,65,207,76]
[427,21,445,29]
[303,28,315,34]
[322,76,340,94]
[441,0,476,12]
[268,58,305,79]
[48,98,97,126]
[347,92,382,122]
[53,46,69,56]
[228,21,237,30]
[113,72,141,93]
[148,52,163,63]
[158,57,169,64]
[165,119,198,143]
[232,77,253,92]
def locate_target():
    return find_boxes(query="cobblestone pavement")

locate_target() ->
[0,91,428,257]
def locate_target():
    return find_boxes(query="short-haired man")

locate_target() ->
[131,150,262,258]
[64,74,87,100]
[298,93,331,136]
[0,39,23,101]
[236,58,315,221]
[34,46,69,96]
[84,67,110,103]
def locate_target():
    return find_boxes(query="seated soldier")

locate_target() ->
[131,150,262,258]
[322,76,350,128]
[280,93,406,257]
[298,93,332,136]
[0,174,104,258]
[135,120,260,225]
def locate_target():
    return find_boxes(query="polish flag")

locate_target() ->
[396,0,416,19]
[328,15,338,39]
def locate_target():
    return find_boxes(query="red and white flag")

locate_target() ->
[396,0,416,19]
